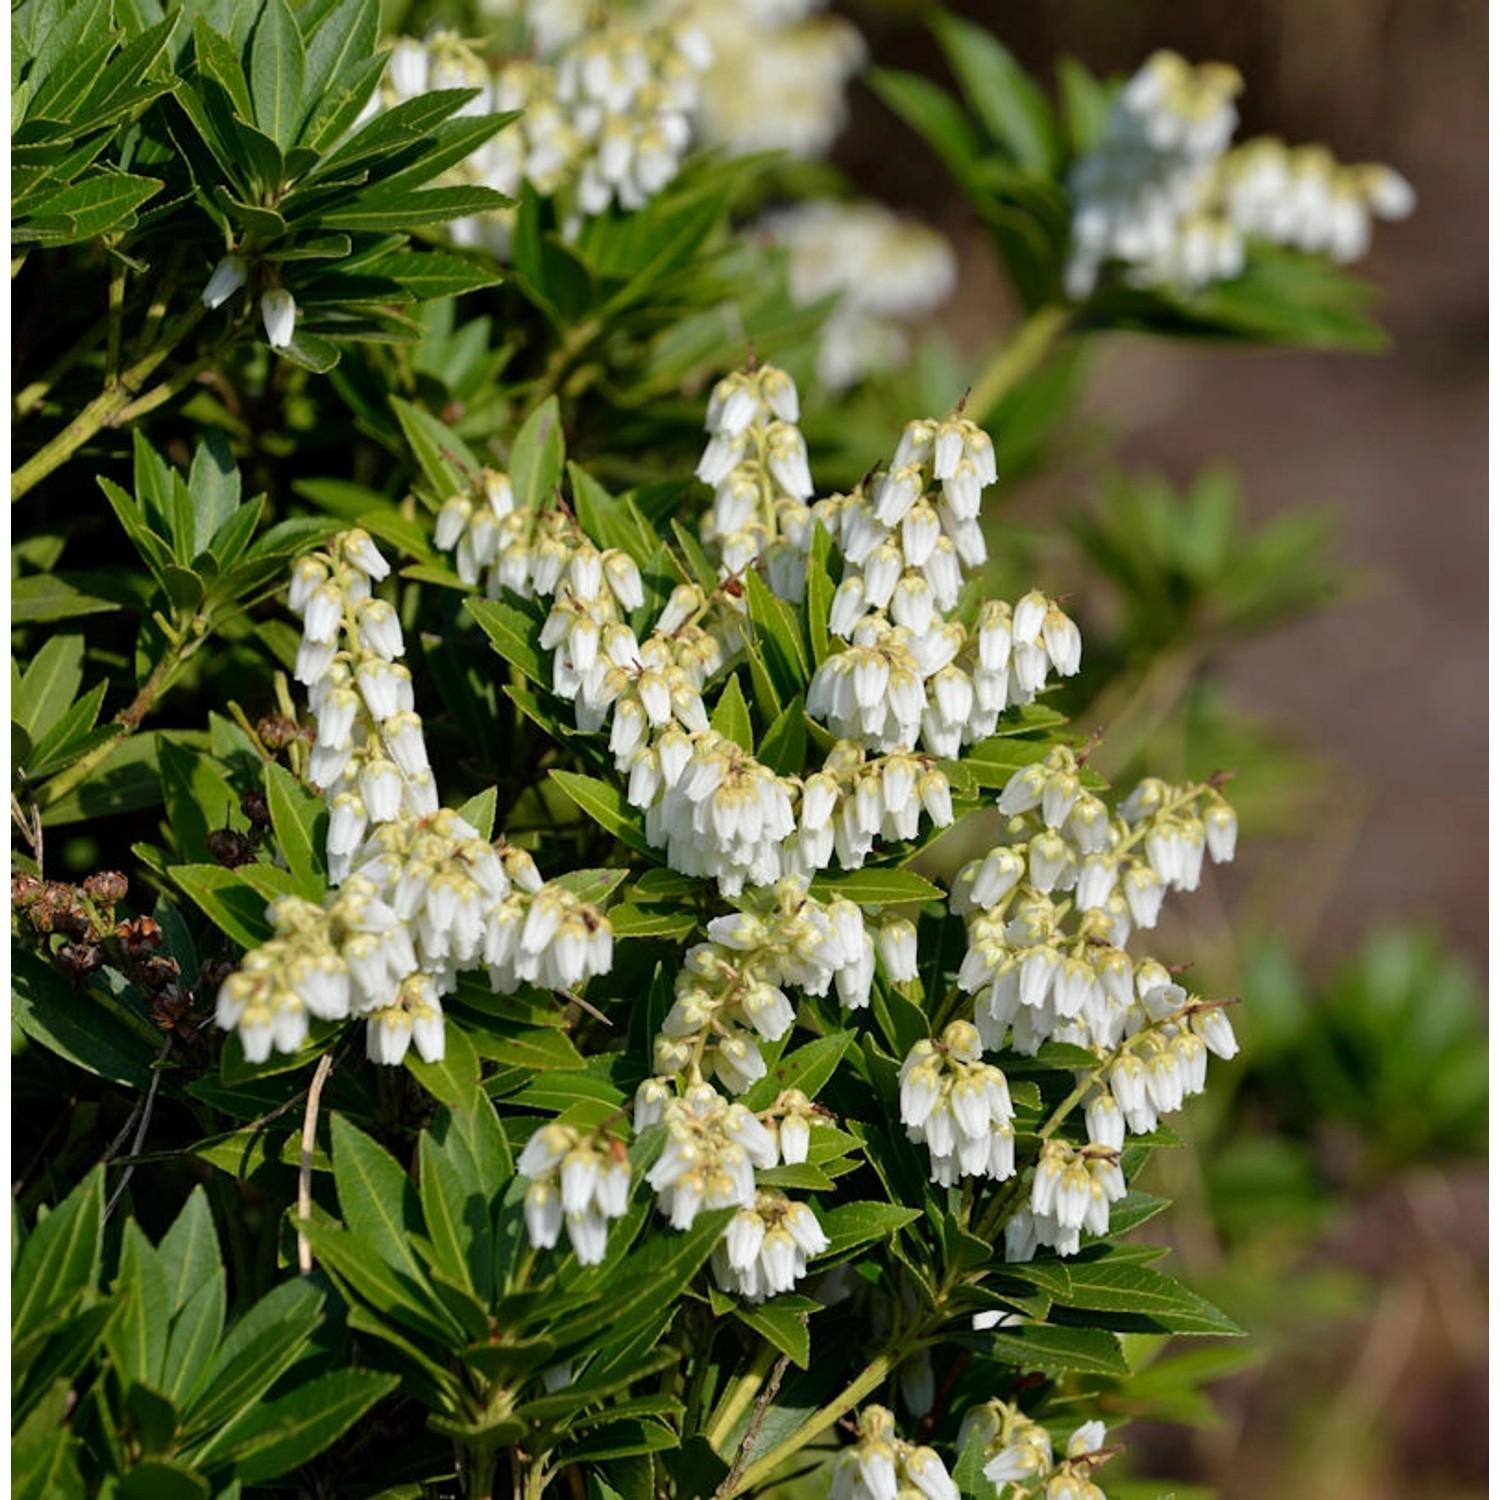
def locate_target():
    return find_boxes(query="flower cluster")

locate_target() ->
[760,200,958,390]
[651,879,876,1091]
[695,362,813,594]
[953,749,1238,1061]
[711,1188,830,1302]
[959,1402,1114,1499]
[518,1122,632,1266]
[287,530,438,883]
[215,802,614,1066]
[1066,50,1413,297]
[641,1081,779,1227]
[899,1021,1017,1186]
[685,0,865,160]
[370,19,710,257]
[831,1405,959,1500]
[214,877,431,1067]
[1015,1139,1126,1258]
[807,416,1081,755]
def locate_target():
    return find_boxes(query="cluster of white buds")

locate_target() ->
[830,1404,959,1500]
[214,877,434,1067]
[959,1403,1113,1499]
[643,1082,778,1228]
[1065,52,1245,298]
[953,750,1238,1061]
[899,1022,1017,1186]
[200,255,297,351]
[788,741,955,875]
[711,1188,830,1302]
[759,200,958,391]
[433,468,524,594]
[1216,136,1416,266]
[215,805,613,1066]
[1023,1139,1127,1256]
[518,1122,632,1265]
[368,20,710,259]
[652,880,876,1091]
[806,414,1081,756]
[1066,50,1413,297]
[288,531,439,883]
[644,730,797,897]
[695,363,814,598]
[686,0,865,161]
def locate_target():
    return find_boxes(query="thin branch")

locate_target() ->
[297,1052,336,1274]
[716,1352,790,1498]
[103,1037,172,1223]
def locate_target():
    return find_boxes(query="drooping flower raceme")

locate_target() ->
[959,1399,1114,1499]
[830,1404,960,1500]
[519,1122,632,1265]
[364,18,711,257]
[288,530,439,883]
[1066,49,1414,296]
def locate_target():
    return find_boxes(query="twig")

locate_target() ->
[297,1052,336,1274]
[716,1352,790,1498]
[103,1037,172,1223]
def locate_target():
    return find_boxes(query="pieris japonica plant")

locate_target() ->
[13,2,1415,1497]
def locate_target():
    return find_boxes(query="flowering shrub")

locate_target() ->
[12,1,1414,1496]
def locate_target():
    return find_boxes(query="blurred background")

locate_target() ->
[834,1,1487,1496]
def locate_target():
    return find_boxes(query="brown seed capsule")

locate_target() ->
[11,873,43,908]
[114,916,162,959]
[256,714,300,751]
[240,788,271,828]
[137,954,182,994]
[83,871,129,906]
[207,827,256,869]
[56,942,104,980]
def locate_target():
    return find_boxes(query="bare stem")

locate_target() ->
[297,1053,336,1274]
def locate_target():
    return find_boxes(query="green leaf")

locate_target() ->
[983,1321,1129,1375]
[756,696,807,776]
[606,905,698,942]
[183,1279,324,1441]
[157,1187,221,1317]
[218,1369,400,1483]
[9,573,132,624]
[11,947,156,1088]
[549,771,655,858]
[868,68,986,199]
[454,786,498,840]
[743,568,810,693]
[169,864,275,949]
[264,762,327,894]
[709,672,753,752]
[15,632,85,739]
[743,1033,852,1111]
[406,1023,481,1110]
[814,1201,921,1259]
[106,1221,172,1389]
[39,730,161,825]
[115,1458,210,1500]
[467,596,550,688]
[17,171,162,244]
[329,1116,443,1296]
[417,1133,476,1294]
[1009,1258,1243,1336]
[162,1270,227,1407]
[733,1296,817,1369]
[510,396,565,512]
[931,11,1059,172]
[807,869,944,906]
[13,1169,104,1343]
[249,0,304,149]
[301,0,378,119]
